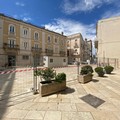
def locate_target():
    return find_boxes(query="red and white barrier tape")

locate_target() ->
[0,66,77,75]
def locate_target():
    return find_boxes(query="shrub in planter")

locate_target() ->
[36,67,67,96]
[34,67,56,83]
[80,65,93,75]
[55,73,66,83]
[104,65,114,74]
[78,65,93,83]
[95,67,105,77]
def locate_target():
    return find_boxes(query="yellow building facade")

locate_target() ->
[67,33,92,64]
[0,13,67,67]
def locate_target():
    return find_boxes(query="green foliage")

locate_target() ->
[34,68,56,81]
[55,73,66,83]
[34,68,66,83]
[80,65,93,75]
[95,67,105,77]
[104,65,114,74]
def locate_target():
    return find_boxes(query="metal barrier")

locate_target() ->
[97,57,119,69]
[0,67,35,100]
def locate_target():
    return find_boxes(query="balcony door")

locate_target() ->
[33,55,40,67]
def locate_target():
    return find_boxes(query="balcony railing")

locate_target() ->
[45,49,53,56]
[59,51,66,56]
[31,47,42,53]
[3,43,19,50]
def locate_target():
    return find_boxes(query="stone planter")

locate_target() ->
[39,80,66,97]
[78,74,93,84]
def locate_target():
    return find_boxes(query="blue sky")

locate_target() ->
[0,0,120,40]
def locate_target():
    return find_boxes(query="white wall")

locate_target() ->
[97,17,120,59]
[43,56,68,67]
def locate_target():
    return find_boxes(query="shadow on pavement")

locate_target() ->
[0,68,16,119]
[60,87,75,94]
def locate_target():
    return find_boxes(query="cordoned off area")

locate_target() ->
[0,53,43,69]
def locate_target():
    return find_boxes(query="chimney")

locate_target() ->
[61,32,64,35]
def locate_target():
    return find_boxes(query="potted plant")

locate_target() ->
[36,68,66,96]
[104,65,114,74]
[78,65,93,84]
[95,67,105,77]
[35,67,56,84]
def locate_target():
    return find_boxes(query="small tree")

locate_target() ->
[34,68,56,81]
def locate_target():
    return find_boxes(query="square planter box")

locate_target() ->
[78,74,93,84]
[39,80,66,97]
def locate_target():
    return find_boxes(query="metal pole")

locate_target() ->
[33,54,38,94]
[77,61,80,81]
[77,63,79,75]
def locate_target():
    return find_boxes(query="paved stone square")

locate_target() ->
[0,65,120,120]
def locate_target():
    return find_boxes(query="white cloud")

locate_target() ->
[22,17,32,22]
[44,18,96,54]
[62,0,116,14]
[44,18,96,40]
[101,10,120,19]
[13,13,32,22]
[15,2,25,7]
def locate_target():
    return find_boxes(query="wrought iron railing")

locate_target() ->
[3,43,19,50]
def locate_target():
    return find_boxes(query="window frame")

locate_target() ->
[23,28,28,36]
[24,42,28,49]
[34,32,39,40]
[9,24,15,34]
[50,58,53,63]
[22,55,29,60]
[9,39,15,48]
[48,35,51,43]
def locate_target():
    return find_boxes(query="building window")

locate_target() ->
[24,42,28,49]
[63,59,66,62]
[34,32,39,40]
[23,29,28,36]
[50,58,53,63]
[48,36,51,42]
[9,25,15,34]
[55,36,58,43]
[61,40,64,45]
[34,44,39,49]
[67,41,69,47]
[9,40,15,48]
[23,55,29,60]
[55,38,57,43]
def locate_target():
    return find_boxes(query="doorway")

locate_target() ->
[8,55,16,66]
[34,55,40,67]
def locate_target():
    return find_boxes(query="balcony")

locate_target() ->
[31,47,42,53]
[59,51,66,56]
[3,43,19,50]
[45,49,53,56]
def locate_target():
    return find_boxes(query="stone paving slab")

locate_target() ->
[1,67,120,120]
[62,112,94,120]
